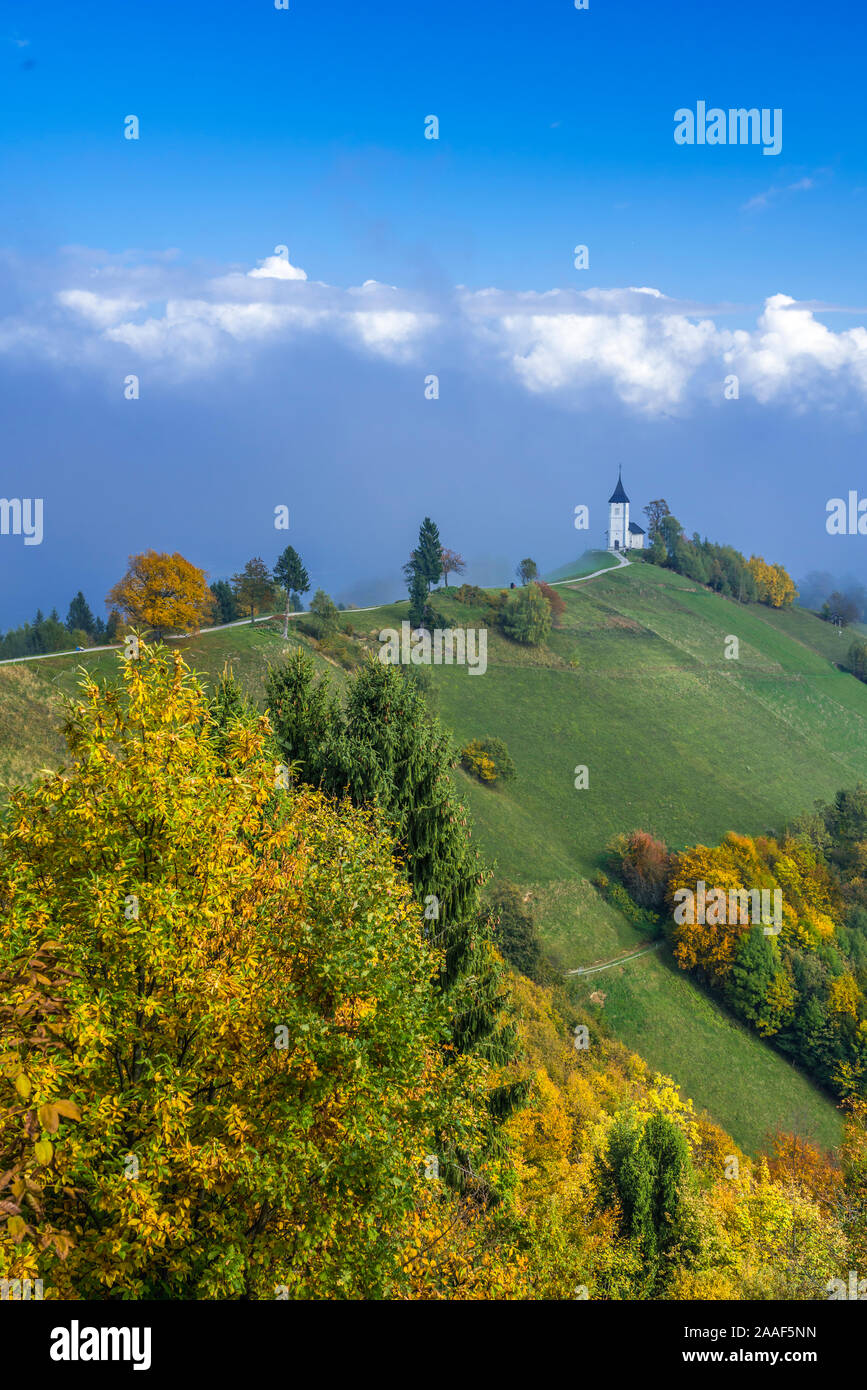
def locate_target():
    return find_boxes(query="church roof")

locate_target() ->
[628,521,645,534]
[608,467,629,504]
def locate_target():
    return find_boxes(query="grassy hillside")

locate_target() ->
[0,619,318,786]
[414,559,867,1151]
[544,548,620,583]
[1,560,860,1153]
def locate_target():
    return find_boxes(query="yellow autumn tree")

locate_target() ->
[828,973,861,1021]
[106,550,214,637]
[0,643,486,1299]
[747,555,796,608]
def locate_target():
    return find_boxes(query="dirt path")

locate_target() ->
[565,940,661,977]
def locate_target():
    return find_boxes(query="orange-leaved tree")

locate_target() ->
[106,550,214,637]
[0,643,485,1299]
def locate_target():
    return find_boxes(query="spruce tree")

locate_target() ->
[605,1111,692,1287]
[209,580,239,626]
[274,545,311,639]
[66,591,95,636]
[415,517,443,591]
[264,648,341,786]
[408,569,428,628]
[266,653,525,1196]
[724,926,778,1028]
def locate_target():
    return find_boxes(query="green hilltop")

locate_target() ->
[4,551,867,1153]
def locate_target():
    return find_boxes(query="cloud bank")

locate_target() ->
[3,247,867,415]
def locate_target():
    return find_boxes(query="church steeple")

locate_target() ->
[608,466,629,505]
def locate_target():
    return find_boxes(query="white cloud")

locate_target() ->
[4,248,867,414]
[722,294,867,402]
[246,251,308,281]
[56,289,145,328]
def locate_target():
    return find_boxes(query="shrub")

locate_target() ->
[536,581,566,625]
[461,737,516,785]
[304,588,341,639]
[423,600,456,631]
[499,584,552,646]
[607,830,672,910]
[593,871,662,936]
[845,638,867,682]
[454,584,487,606]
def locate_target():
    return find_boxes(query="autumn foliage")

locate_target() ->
[106,550,214,637]
[0,644,488,1298]
[608,829,671,910]
[536,581,566,625]
[747,555,797,608]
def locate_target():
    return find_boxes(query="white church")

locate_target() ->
[606,468,645,552]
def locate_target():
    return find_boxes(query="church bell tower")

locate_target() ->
[608,467,630,550]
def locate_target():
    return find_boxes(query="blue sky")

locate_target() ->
[2,0,867,624]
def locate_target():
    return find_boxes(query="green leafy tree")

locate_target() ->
[516,558,539,586]
[0,643,477,1299]
[274,546,311,639]
[306,588,340,640]
[643,500,671,542]
[231,557,276,625]
[647,533,666,566]
[500,583,552,646]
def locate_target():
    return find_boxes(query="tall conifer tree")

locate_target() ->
[266,652,526,1195]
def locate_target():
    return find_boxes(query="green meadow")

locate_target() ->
[2,556,863,1152]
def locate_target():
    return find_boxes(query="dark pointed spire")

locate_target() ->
[608,466,629,504]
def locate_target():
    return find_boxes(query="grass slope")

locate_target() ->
[0,620,321,786]
[1,564,859,1152]
[415,560,863,1151]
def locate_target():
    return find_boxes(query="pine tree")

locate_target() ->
[209,580,239,626]
[264,649,341,786]
[415,517,443,591]
[274,546,311,639]
[66,592,95,636]
[266,653,525,1196]
[724,926,778,1028]
[408,569,428,628]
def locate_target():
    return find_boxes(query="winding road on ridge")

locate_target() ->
[0,551,632,666]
